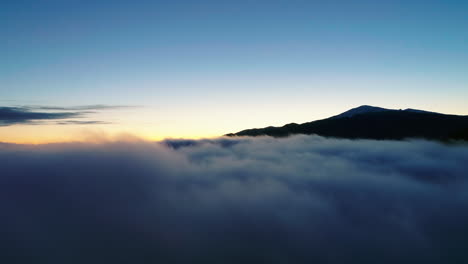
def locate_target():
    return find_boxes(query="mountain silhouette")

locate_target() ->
[226,105,468,141]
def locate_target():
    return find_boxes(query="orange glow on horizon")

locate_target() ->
[0,124,224,145]
[2,101,467,145]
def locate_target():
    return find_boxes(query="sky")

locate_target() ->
[1,0,468,143]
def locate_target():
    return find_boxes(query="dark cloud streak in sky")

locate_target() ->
[26,104,137,111]
[0,105,133,126]
[54,120,112,125]
[0,107,81,126]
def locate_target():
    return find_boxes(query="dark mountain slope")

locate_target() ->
[330,105,390,119]
[226,106,468,141]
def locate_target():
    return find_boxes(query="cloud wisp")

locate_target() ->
[1,135,468,263]
[25,104,136,111]
[54,120,112,125]
[0,105,135,126]
[0,107,81,126]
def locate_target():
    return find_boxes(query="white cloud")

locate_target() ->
[1,135,467,263]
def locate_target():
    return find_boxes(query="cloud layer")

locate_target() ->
[1,135,468,263]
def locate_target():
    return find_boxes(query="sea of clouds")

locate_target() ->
[1,135,468,263]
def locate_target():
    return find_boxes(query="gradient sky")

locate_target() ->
[1,0,468,143]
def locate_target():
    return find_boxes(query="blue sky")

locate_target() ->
[1,0,468,141]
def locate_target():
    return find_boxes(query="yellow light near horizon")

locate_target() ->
[0,123,225,145]
[3,99,467,145]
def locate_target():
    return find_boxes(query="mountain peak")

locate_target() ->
[332,105,390,119]
[228,105,468,141]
